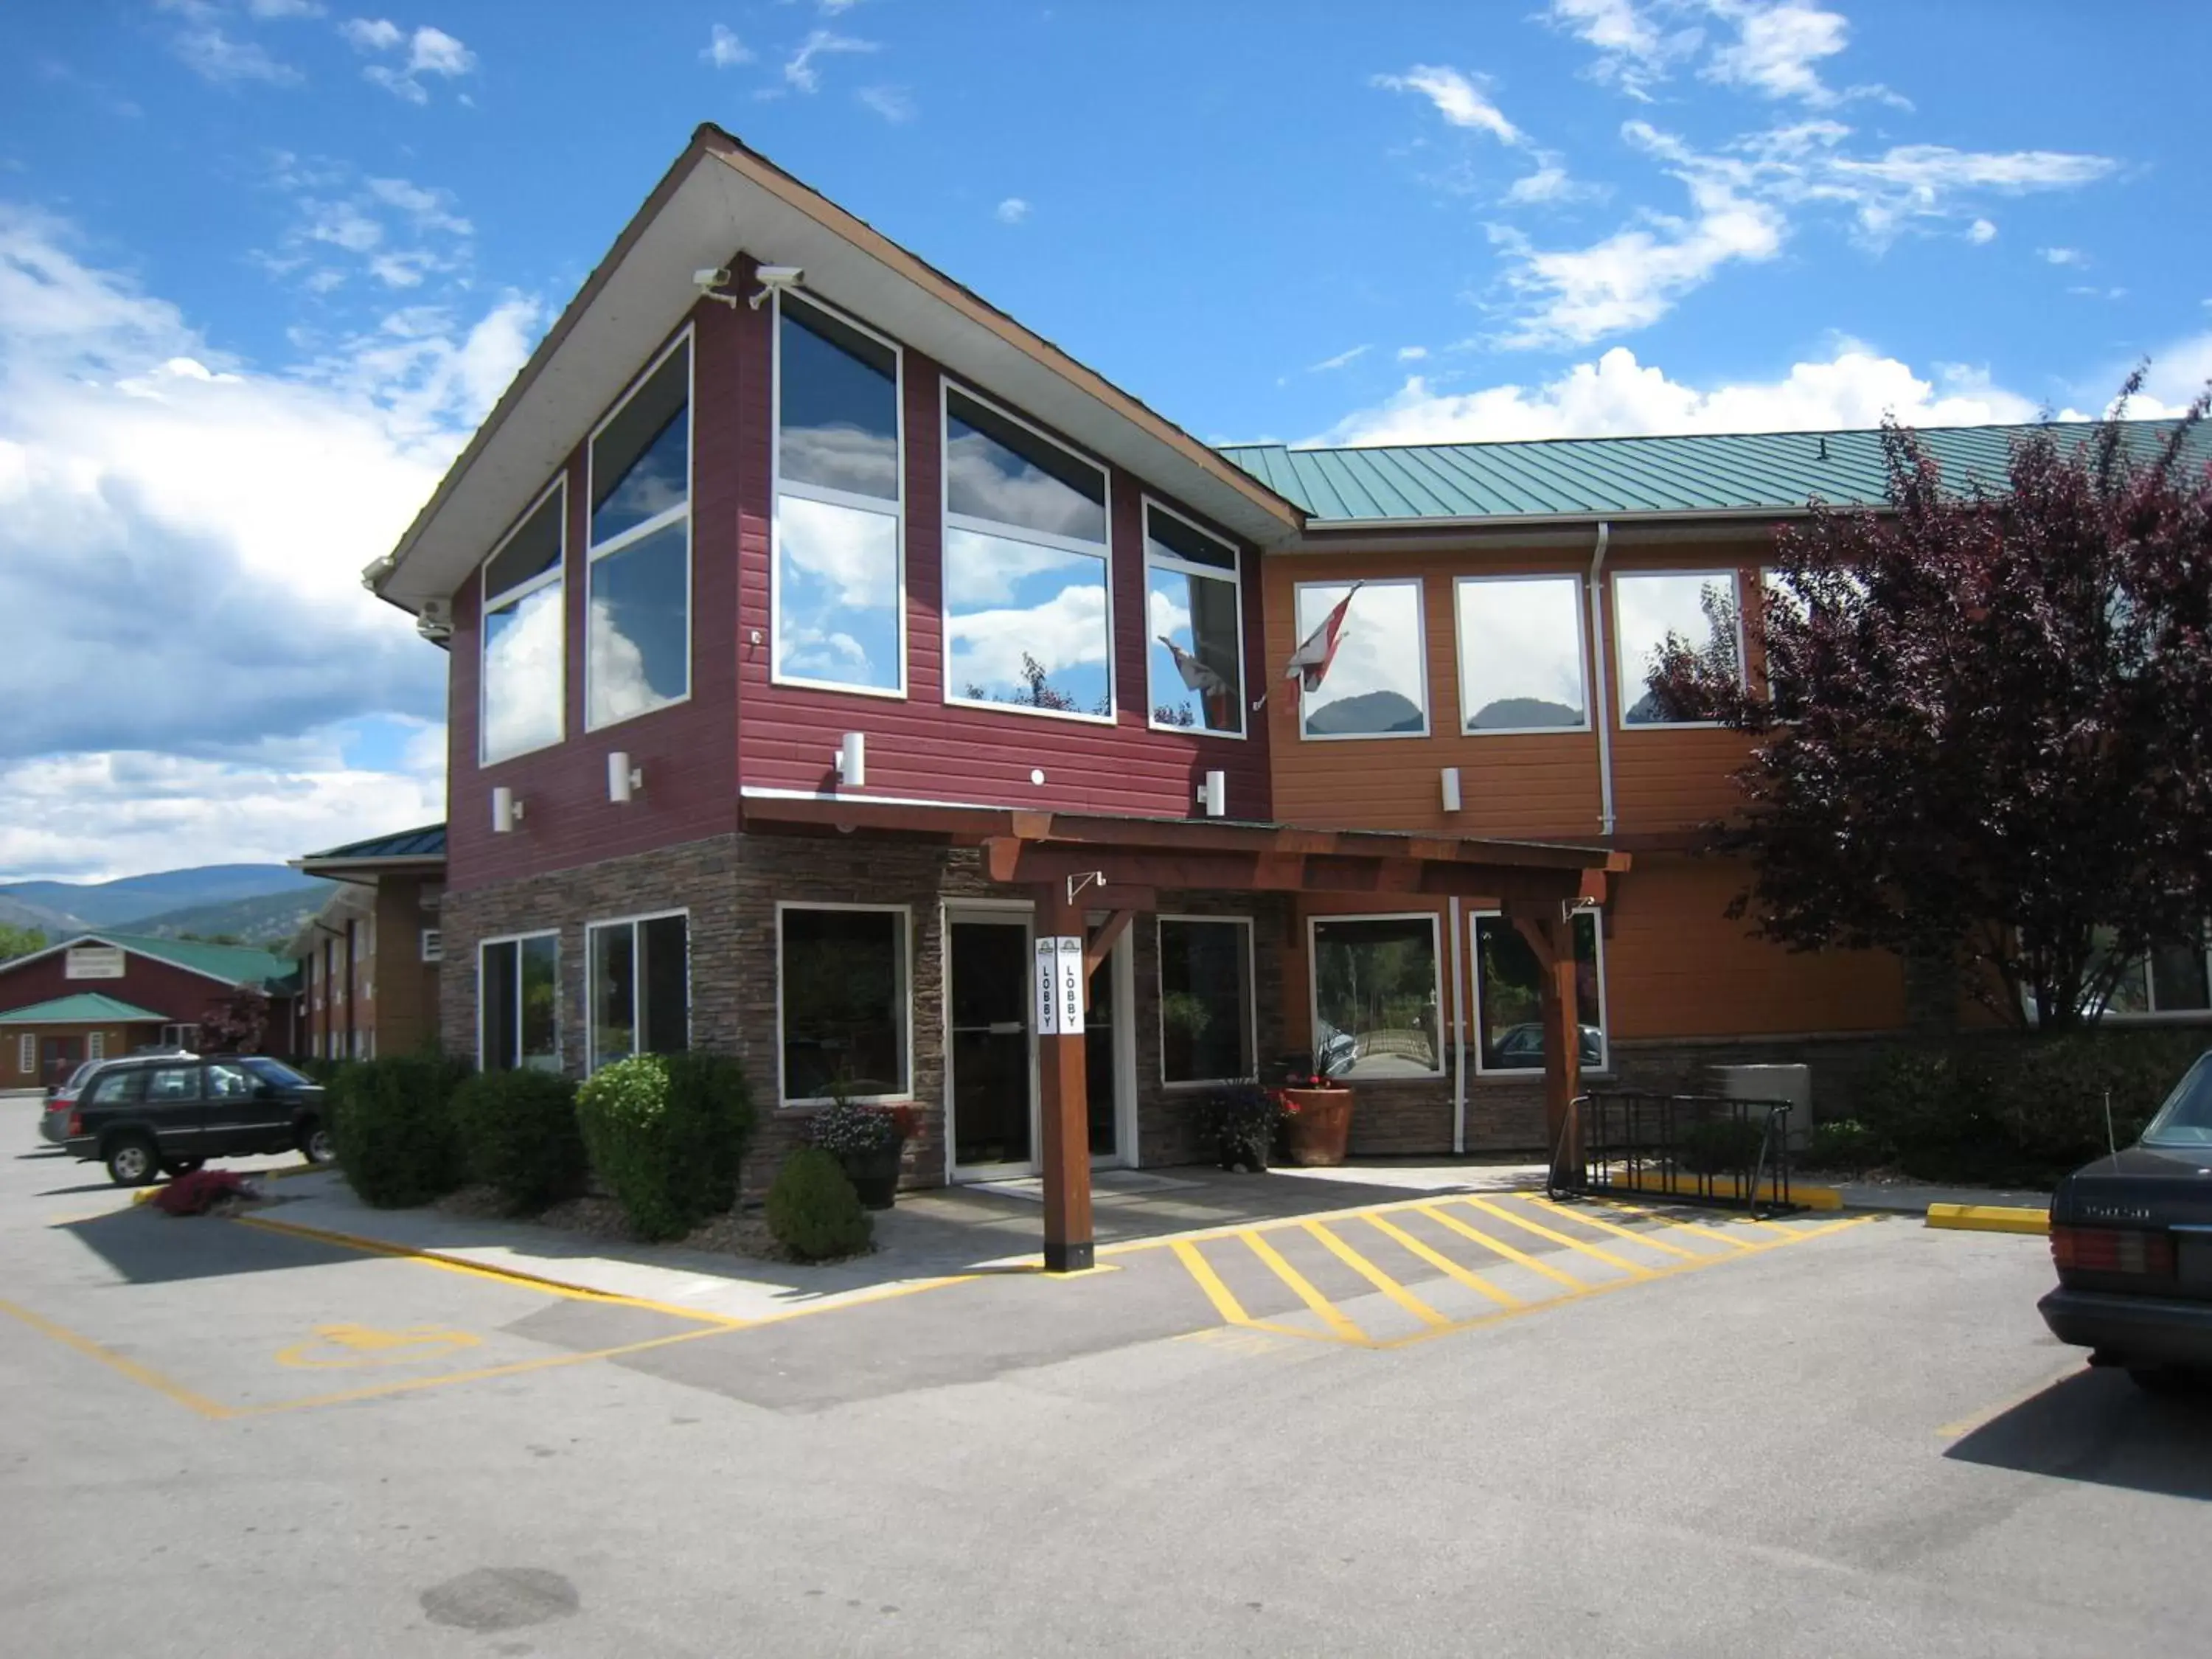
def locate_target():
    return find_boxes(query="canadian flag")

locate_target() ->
[1281,581,1363,694]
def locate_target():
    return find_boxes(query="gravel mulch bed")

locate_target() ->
[429,1184,874,1265]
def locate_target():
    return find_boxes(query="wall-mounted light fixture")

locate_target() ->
[608,751,643,804]
[834,732,866,789]
[1197,770,1227,818]
[1440,767,1463,814]
[491,786,525,834]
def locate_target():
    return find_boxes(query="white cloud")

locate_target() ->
[1703,0,1853,105]
[1396,346,1429,362]
[364,176,471,236]
[1374,65,1523,146]
[347,19,476,102]
[247,0,324,16]
[1545,0,1700,100]
[784,29,877,92]
[2041,246,2084,265]
[1308,344,1370,373]
[857,85,914,122]
[338,15,402,51]
[1503,152,1601,205]
[168,19,302,86]
[944,584,1110,692]
[995,197,1030,225]
[406,24,472,75]
[1967,217,1997,244]
[701,24,754,68]
[271,167,473,297]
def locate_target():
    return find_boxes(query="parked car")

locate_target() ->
[2038,1049,2212,1393]
[1489,1021,1607,1069]
[60,1054,333,1186]
[40,1057,110,1147]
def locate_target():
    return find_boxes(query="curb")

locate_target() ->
[1604,1171,1846,1211]
[1925,1203,2050,1236]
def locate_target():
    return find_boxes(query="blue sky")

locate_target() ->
[2,0,2207,881]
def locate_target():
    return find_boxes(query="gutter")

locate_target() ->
[1587,521,1616,838]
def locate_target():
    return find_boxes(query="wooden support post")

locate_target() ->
[1034,882,1094,1273]
[1510,905,1585,1185]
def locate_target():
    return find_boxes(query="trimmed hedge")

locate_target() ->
[1857,1027,2210,1186]
[328,1054,470,1208]
[575,1051,756,1242]
[453,1068,586,1214]
[765,1147,872,1262]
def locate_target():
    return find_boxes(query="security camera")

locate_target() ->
[692,266,732,290]
[748,265,804,309]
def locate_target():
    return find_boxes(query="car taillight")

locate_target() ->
[2051,1224,2176,1276]
[65,1113,83,1137]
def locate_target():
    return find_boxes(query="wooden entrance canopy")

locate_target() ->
[744,797,1630,1271]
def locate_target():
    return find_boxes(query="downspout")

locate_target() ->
[1449,895,1467,1157]
[1587,521,1616,837]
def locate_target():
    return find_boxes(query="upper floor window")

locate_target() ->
[2090,926,2211,1018]
[480,479,566,765]
[1144,503,1243,735]
[587,333,692,730]
[774,296,904,693]
[942,386,1113,722]
[1614,570,1739,728]
[1455,574,1588,733]
[1295,579,1428,740]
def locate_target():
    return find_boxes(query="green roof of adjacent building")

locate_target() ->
[76,932,297,990]
[299,822,446,863]
[0,992,171,1026]
[1219,419,2211,525]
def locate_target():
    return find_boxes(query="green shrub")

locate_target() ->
[575,1052,756,1242]
[453,1068,586,1214]
[1676,1115,1769,1175]
[765,1147,872,1262]
[328,1054,470,1208]
[1804,1118,1885,1175]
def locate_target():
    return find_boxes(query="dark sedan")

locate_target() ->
[60,1054,333,1186]
[2039,1050,2212,1392]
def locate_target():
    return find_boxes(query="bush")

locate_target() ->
[329,1054,470,1208]
[1804,1118,1885,1175]
[575,1052,756,1242]
[1191,1084,1291,1172]
[1676,1115,1769,1175]
[453,1068,586,1214]
[765,1147,872,1262]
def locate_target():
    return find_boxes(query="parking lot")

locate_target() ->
[5,1131,2209,1657]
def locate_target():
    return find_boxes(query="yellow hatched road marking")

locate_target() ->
[1523,1196,1703,1259]
[1360,1213,1521,1308]
[1417,1204,1586,1289]
[1242,1231,1371,1346]
[1583,1197,1762,1250]
[1458,1195,1658,1277]
[1304,1222,1448,1328]
[1172,1239,1253,1326]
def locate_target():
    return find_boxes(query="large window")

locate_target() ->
[1455,574,1587,733]
[942,386,1113,720]
[1145,504,1243,734]
[481,933,559,1072]
[1295,580,1428,739]
[1471,911,1607,1074]
[587,912,689,1069]
[480,479,566,764]
[2091,927,2211,1018]
[587,335,692,728]
[1614,571,1739,727]
[1158,917,1255,1085]
[1309,915,1443,1079]
[777,905,911,1105]
[774,296,903,692]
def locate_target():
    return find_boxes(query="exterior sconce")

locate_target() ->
[608,751,643,804]
[490,786,525,833]
[1441,767,1463,813]
[1197,770,1227,818]
[835,732,866,789]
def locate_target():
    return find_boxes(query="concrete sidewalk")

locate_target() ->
[1824,1178,2052,1214]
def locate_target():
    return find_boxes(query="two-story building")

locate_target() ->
[285,826,448,1063]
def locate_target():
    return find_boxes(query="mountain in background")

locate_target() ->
[122,886,334,949]
[0,864,326,939]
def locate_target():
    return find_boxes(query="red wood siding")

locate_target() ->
[0,949,268,1028]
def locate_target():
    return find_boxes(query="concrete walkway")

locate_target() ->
[1823,1178,2053,1214]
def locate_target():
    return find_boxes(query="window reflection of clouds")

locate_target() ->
[591,347,689,546]
[943,527,1110,710]
[1147,567,1239,732]
[1298,582,1426,737]
[1615,571,1737,726]
[944,393,1106,544]
[1457,576,1587,732]
[588,522,689,726]
[779,301,898,501]
[482,583,563,762]
[776,498,899,688]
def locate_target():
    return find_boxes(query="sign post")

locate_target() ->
[1032,889,1093,1272]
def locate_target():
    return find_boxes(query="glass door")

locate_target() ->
[947,915,1036,1173]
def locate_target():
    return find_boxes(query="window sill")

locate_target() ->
[770,672,908,701]
[1471,1068,1614,1083]
[1147,717,1248,741]
[778,1095,917,1113]
[584,689,692,736]
[1299,726,1433,742]
[943,694,1116,728]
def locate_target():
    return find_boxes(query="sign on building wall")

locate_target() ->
[64,945,125,980]
[1034,935,1085,1036]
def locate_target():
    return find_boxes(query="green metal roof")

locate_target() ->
[78,933,296,990]
[299,822,446,863]
[1220,420,2211,525]
[0,992,170,1026]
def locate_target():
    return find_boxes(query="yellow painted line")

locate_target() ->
[0,1297,232,1420]
[1458,1194,1657,1279]
[1604,1169,1844,1211]
[1523,1194,1703,1259]
[1173,1239,1253,1326]
[1240,1230,1371,1346]
[1582,1198,1760,1251]
[1926,1204,2048,1236]
[1416,1204,1585,1290]
[1360,1212,1521,1308]
[1304,1221,1448,1328]
[1096,1183,1552,1258]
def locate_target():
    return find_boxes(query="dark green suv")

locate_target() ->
[61,1055,333,1186]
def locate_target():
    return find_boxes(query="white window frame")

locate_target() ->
[939,378,1117,727]
[479,473,568,768]
[476,928,561,1073]
[1306,911,1447,1080]
[585,907,692,1073]
[1142,497,1246,740]
[1155,914,1257,1089]
[1612,568,1745,732]
[773,901,915,1109]
[420,928,442,964]
[1468,907,1612,1077]
[17,1034,33,1074]
[1293,577,1432,742]
[2084,933,2212,1024]
[584,327,695,734]
[770,291,908,699]
[159,1023,200,1050]
[1453,572,1592,737]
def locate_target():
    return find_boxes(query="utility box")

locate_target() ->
[1708,1063,1812,1150]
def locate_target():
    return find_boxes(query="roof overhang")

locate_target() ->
[372,125,1305,611]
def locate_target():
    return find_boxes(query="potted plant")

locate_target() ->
[1192,1084,1290,1173]
[1276,1053,1356,1167]
[806,1084,917,1211]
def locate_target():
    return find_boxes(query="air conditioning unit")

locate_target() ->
[415,597,453,641]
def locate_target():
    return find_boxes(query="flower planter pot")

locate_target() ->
[1280,1086,1354,1166]
[835,1142,905,1210]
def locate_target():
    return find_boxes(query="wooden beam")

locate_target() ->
[1032,883,1093,1273]
[1083,909,1136,985]
[1509,905,1584,1185]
